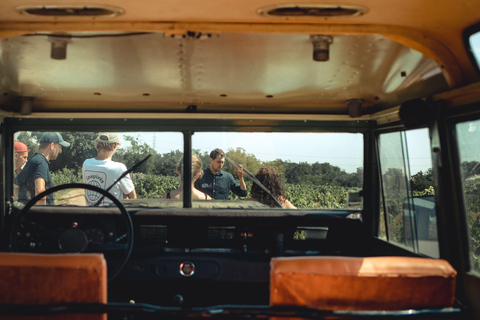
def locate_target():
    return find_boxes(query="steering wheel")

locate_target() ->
[10,183,134,281]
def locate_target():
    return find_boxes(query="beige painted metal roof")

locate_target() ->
[0,0,478,117]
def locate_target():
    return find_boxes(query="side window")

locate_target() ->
[378,128,439,257]
[467,29,480,72]
[456,119,480,273]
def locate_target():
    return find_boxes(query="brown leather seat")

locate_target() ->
[0,252,107,320]
[270,256,457,311]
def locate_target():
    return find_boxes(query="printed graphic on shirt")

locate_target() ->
[202,183,209,188]
[84,170,107,206]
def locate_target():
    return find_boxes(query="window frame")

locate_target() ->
[3,116,373,210]
[463,22,480,76]
[375,125,439,257]
[448,108,480,275]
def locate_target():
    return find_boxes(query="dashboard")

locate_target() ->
[10,202,370,306]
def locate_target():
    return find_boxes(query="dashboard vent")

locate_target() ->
[16,5,124,17]
[294,227,328,240]
[140,225,167,240]
[258,5,367,18]
[208,226,235,240]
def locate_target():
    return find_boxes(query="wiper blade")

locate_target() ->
[93,154,151,207]
[224,155,283,208]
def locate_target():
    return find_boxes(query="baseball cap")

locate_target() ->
[96,132,120,143]
[40,132,71,147]
[14,141,28,153]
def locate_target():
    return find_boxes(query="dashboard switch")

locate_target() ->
[179,261,195,277]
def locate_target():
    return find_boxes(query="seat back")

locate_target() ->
[0,252,107,320]
[270,256,457,311]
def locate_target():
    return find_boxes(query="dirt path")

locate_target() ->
[56,188,87,206]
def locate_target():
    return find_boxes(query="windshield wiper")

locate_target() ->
[224,155,283,208]
[93,154,151,207]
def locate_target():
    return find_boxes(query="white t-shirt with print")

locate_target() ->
[82,158,135,206]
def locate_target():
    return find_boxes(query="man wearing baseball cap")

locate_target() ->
[13,141,29,179]
[82,132,136,206]
[14,132,70,205]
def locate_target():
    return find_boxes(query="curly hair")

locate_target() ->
[250,167,286,207]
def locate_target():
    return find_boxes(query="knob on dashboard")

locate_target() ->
[173,294,184,306]
[179,261,195,277]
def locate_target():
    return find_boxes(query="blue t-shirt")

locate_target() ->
[194,167,248,200]
[15,153,54,205]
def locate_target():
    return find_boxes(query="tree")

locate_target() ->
[25,132,98,174]
[154,150,183,176]
[225,147,262,179]
[285,162,312,184]
[262,159,286,177]
[194,150,211,171]
[411,168,433,192]
[15,131,38,158]
[115,135,157,174]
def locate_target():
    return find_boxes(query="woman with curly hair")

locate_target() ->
[247,167,296,209]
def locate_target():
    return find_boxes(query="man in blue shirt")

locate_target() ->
[14,132,70,205]
[194,148,247,200]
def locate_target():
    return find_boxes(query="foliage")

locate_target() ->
[15,131,38,157]
[115,135,158,174]
[17,131,99,173]
[411,169,434,192]
[51,168,82,186]
[464,178,480,270]
[379,168,435,245]
[284,184,351,209]
[132,174,179,199]
[224,147,263,179]
[284,161,362,188]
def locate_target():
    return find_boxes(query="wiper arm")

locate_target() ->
[224,155,283,208]
[93,154,151,207]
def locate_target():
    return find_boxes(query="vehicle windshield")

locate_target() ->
[12,131,364,210]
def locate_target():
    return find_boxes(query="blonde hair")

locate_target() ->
[177,154,204,179]
[95,141,116,151]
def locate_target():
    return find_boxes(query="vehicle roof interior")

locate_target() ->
[0,0,478,119]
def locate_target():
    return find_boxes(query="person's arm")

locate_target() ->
[283,199,297,209]
[13,184,19,200]
[237,165,247,191]
[34,178,47,205]
[124,189,137,199]
[230,171,248,197]
[120,172,137,200]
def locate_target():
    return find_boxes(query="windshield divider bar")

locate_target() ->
[183,130,192,208]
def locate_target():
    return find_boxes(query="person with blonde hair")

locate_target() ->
[82,132,136,206]
[247,167,296,209]
[163,154,212,200]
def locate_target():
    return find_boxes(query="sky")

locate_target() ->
[471,32,480,69]
[121,129,433,174]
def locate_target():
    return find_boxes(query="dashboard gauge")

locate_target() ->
[85,228,105,244]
